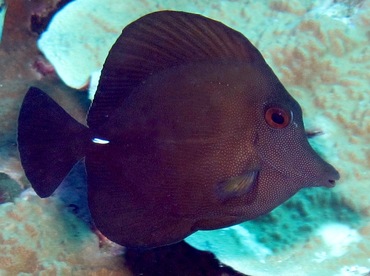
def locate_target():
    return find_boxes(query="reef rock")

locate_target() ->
[1,0,369,275]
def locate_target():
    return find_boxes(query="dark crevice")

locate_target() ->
[30,0,75,35]
[125,241,248,276]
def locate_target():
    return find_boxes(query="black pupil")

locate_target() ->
[272,112,285,124]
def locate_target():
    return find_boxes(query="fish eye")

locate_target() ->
[264,107,291,129]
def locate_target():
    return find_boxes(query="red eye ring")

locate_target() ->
[265,107,291,129]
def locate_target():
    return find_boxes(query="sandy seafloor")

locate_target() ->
[0,0,369,275]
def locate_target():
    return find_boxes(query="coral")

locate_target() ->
[1,0,369,275]
[0,173,22,203]
[243,188,361,252]
[187,188,365,275]
[0,194,129,275]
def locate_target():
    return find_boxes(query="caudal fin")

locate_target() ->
[18,87,90,198]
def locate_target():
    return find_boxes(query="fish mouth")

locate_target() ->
[327,178,337,188]
[322,168,340,188]
[309,165,340,188]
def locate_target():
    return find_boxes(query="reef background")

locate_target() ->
[0,0,369,275]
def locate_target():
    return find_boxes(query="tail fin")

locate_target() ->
[18,87,90,198]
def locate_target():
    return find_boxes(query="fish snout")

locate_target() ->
[316,164,340,188]
[326,168,340,187]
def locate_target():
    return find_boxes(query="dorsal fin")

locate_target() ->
[87,10,265,131]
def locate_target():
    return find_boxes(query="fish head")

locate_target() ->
[186,64,340,225]
[243,66,340,216]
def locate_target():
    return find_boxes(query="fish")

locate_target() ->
[17,11,340,249]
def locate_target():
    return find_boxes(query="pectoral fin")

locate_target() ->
[216,170,259,200]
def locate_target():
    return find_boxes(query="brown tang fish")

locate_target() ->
[18,11,340,249]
